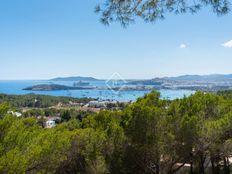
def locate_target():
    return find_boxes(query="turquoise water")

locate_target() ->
[0,80,194,101]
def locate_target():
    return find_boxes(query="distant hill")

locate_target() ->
[163,74,232,81]
[50,76,99,81]
[129,74,232,87]
[50,74,232,82]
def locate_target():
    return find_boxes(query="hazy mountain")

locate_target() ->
[50,74,232,82]
[163,74,232,81]
[50,76,100,81]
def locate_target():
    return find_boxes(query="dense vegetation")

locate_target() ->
[0,94,92,108]
[217,90,232,100]
[0,91,232,173]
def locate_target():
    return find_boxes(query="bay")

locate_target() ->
[0,80,195,101]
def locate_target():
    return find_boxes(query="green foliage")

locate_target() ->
[96,0,230,26]
[61,110,72,122]
[0,103,9,119]
[0,90,232,173]
[0,93,92,108]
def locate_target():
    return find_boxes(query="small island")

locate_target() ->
[23,84,94,91]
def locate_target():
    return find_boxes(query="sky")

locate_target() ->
[0,0,232,80]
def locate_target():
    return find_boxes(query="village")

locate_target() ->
[9,99,129,128]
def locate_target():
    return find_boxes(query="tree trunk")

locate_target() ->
[210,156,216,174]
[226,157,230,174]
[156,164,159,174]
[190,161,193,174]
[223,156,230,174]
[199,154,205,174]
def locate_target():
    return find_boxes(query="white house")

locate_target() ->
[8,111,22,117]
[45,120,56,128]
[15,112,22,117]
[87,101,107,108]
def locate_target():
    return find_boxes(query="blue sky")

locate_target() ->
[0,0,232,80]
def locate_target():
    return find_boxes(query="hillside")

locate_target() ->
[0,93,92,108]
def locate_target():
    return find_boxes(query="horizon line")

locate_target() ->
[1,73,232,81]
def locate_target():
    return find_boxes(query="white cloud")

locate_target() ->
[222,40,232,48]
[179,44,187,49]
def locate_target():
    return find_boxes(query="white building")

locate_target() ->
[15,112,22,117]
[8,111,22,117]
[87,101,107,108]
[45,120,56,128]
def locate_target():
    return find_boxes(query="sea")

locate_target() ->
[0,80,195,102]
